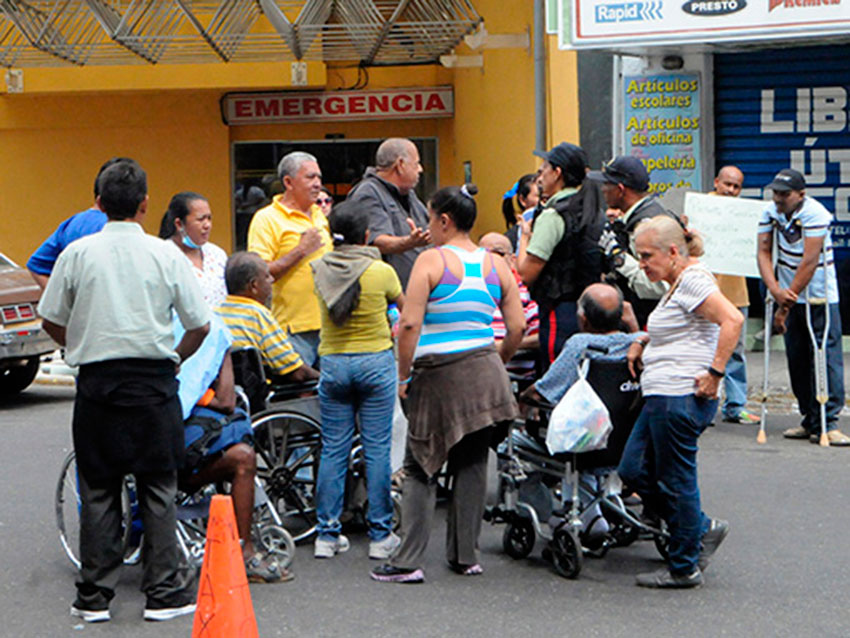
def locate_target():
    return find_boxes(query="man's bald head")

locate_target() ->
[577,283,623,333]
[714,165,743,197]
[225,251,266,297]
[375,137,422,194]
[479,232,512,255]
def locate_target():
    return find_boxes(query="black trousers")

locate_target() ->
[75,469,194,609]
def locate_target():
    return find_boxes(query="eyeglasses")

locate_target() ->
[317,197,333,205]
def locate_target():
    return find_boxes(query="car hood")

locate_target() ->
[0,267,42,306]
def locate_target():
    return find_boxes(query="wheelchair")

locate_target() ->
[55,449,296,571]
[230,347,401,544]
[485,351,669,579]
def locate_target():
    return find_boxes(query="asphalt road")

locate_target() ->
[2,383,849,638]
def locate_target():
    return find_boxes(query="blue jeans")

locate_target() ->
[722,306,748,419]
[618,394,717,575]
[316,349,396,541]
[784,303,845,432]
[288,330,320,368]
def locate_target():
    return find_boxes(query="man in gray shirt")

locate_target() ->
[39,159,210,624]
[347,137,431,288]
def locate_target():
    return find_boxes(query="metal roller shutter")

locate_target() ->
[715,45,850,328]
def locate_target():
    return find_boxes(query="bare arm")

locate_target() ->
[517,217,546,286]
[396,250,440,397]
[788,235,824,299]
[207,350,236,414]
[494,257,525,364]
[268,229,323,281]
[757,231,797,309]
[692,291,744,398]
[392,291,406,312]
[372,219,431,255]
[42,318,66,347]
[175,322,210,365]
[29,270,49,290]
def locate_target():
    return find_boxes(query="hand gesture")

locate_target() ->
[627,341,644,378]
[773,306,789,335]
[598,228,624,259]
[773,288,798,309]
[298,227,323,257]
[405,218,431,249]
[694,371,720,399]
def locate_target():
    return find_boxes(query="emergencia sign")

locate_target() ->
[222,87,454,125]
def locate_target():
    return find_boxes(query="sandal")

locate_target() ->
[245,553,294,583]
[809,429,850,446]
[448,561,483,576]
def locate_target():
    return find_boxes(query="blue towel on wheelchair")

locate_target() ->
[174,314,233,419]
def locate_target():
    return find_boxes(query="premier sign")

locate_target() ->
[222,87,454,125]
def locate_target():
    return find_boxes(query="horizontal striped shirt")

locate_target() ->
[758,196,838,304]
[641,264,720,396]
[216,294,303,376]
[415,246,501,358]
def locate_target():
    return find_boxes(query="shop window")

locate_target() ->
[232,138,438,251]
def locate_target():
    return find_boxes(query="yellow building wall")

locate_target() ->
[0,1,580,265]
[0,91,232,264]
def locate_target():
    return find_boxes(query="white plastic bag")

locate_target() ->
[390,394,408,472]
[545,358,613,454]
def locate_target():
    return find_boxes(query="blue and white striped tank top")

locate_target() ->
[415,246,501,358]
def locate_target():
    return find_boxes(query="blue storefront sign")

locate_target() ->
[715,44,850,328]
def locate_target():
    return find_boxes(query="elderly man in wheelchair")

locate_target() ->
[175,315,293,584]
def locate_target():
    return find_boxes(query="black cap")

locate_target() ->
[765,168,805,192]
[588,156,649,192]
[533,142,588,184]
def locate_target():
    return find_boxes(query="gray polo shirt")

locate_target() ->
[38,221,209,366]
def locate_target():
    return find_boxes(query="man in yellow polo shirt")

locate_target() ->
[248,151,331,366]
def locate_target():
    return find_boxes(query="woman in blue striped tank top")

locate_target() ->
[371,184,526,584]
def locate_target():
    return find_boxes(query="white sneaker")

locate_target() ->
[314,534,350,558]
[369,532,401,560]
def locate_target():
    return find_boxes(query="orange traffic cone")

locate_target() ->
[192,495,259,638]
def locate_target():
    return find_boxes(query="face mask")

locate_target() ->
[181,229,201,250]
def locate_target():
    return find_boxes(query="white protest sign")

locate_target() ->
[684,192,764,278]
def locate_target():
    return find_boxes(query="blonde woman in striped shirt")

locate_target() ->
[371,184,525,584]
[618,215,743,589]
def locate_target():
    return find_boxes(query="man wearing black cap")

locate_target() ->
[589,156,678,327]
[518,142,604,363]
[757,168,849,446]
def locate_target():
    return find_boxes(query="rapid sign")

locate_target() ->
[562,0,849,47]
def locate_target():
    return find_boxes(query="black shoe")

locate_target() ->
[70,603,110,623]
[144,592,197,622]
[698,519,729,571]
[636,567,703,589]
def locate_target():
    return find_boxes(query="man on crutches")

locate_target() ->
[756,169,849,447]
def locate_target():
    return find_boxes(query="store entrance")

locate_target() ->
[232,138,438,250]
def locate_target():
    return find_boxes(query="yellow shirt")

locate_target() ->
[317,260,402,356]
[247,195,331,334]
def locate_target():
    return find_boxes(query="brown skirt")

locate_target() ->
[407,344,518,476]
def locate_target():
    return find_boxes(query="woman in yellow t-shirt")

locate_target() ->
[310,201,404,561]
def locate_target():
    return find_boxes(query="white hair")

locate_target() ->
[278,151,317,181]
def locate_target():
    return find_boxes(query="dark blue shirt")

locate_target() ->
[27,208,107,275]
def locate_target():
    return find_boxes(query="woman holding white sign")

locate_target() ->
[617,215,743,589]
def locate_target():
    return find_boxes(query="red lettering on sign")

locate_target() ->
[282,98,300,116]
[368,95,389,112]
[392,94,412,112]
[348,96,366,114]
[234,100,252,118]
[303,98,322,115]
[326,97,345,114]
[414,93,423,110]
[255,99,280,118]
[425,94,447,111]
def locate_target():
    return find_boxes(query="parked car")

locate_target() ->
[0,252,56,395]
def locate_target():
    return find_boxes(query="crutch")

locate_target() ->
[805,238,831,448]
[757,293,772,444]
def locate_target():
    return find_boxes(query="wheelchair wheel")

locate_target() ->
[252,409,322,543]
[55,451,135,570]
[256,523,296,570]
[654,524,670,561]
[550,528,582,579]
[502,516,535,559]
